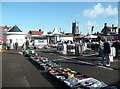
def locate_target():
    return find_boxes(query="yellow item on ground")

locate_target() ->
[68,72,74,77]
[0,48,2,52]
[0,45,2,52]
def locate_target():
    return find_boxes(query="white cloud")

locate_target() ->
[105,5,118,15]
[82,3,118,19]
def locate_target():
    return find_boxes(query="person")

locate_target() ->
[99,40,104,57]
[112,40,120,58]
[26,40,29,49]
[75,41,79,56]
[6,41,10,50]
[101,39,111,66]
[91,41,96,53]
[79,40,84,56]
[32,40,35,47]
[49,40,53,46]
[15,41,18,50]
[21,42,26,55]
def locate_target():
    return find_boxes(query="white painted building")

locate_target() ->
[4,32,26,46]
[26,30,48,48]
[4,25,27,46]
[48,28,74,43]
[59,36,73,42]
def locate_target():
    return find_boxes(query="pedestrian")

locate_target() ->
[26,40,29,49]
[15,41,18,50]
[21,43,25,54]
[91,41,95,53]
[100,39,111,66]
[6,41,10,50]
[75,41,79,56]
[112,40,120,58]
[79,40,84,56]
[10,39,13,49]
[99,40,104,57]
[49,40,53,46]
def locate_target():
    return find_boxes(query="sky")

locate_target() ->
[1,2,118,35]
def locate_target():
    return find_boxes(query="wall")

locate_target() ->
[60,37,73,41]
[6,34,26,46]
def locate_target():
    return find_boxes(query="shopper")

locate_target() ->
[112,40,120,58]
[26,40,29,49]
[21,42,26,55]
[79,40,84,56]
[49,40,53,46]
[6,41,10,50]
[99,40,104,57]
[15,41,18,50]
[101,40,111,66]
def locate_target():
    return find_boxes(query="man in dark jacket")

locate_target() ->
[101,40,111,66]
[15,41,18,50]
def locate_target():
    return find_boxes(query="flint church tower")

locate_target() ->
[72,21,79,35]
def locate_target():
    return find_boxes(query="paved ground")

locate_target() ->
[2,49,70,89]
[2,48,120,89]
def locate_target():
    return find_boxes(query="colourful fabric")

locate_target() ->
[6,43,10,47]
[25,50,29,54]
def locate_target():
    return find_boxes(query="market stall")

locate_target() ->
[49,68,108,89]
[30,55,61,71]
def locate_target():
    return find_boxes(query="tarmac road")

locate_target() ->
[2,48,120,88]
[2,49,69,89]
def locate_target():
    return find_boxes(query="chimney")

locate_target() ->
[105,23,107,27]
[112,24,114,28]
[39,29,41,32]
[112,24,114,32]
[5,25,7,28]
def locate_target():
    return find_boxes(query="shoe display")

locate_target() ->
[22,49,110,89]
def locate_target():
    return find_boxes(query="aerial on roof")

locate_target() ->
[8,25,22,32]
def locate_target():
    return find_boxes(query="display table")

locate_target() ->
[30,55,61,71]
[49,68,108,89]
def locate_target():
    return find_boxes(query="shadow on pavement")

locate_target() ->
[26,58,44,71]
[41,72,70,89]
[70,57,99,62]
[108,81,120,89]
[41,51,58,54]
[56,60,95,66]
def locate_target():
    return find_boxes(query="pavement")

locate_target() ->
[2,48,120,89]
